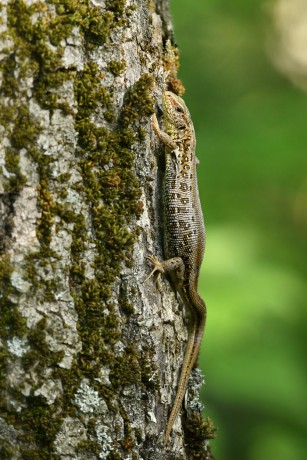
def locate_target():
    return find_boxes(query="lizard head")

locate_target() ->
[162,91,190,132]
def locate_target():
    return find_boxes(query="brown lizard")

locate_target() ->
[146,91,207,446]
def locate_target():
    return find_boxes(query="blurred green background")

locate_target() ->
[171,1,307,459]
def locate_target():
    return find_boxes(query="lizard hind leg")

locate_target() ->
[145,255,185,286]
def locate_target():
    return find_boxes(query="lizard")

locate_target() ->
[146,90,207,446]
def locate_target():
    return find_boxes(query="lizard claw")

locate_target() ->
[145,255,165,282]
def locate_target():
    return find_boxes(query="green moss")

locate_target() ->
[110,345,141,388]
[75,62,113,117]
[65,65,154,454]
[119,296,135,316]
[119,74,154,126]
[0,255,28,342]
[36,184,56,250]
[7,1,63,110]
[106,0,127,25]
[0,90,39,192]
[82,8,114,44]
[69,213,87,280]
[3,147,26,193]
[0,440,16,458]
[121,434,135,451]
[6,0,131,112]
[0,54,19,99]
[109,452,122,460]
[18,397,62,456]
[107,60,127,76]
[22,318,64,371]
[185,412,216,459]
[11,105,40,149]
[76,438,101,456]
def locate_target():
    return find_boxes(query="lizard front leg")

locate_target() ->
[152,114,178,151]
[152,114,181,169]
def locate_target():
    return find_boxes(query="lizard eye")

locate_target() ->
[176,106,184,113]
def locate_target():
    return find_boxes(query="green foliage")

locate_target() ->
[172,1,307,459]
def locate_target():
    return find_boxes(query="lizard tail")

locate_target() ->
[164,292,206,446]
[164,322,196,446]
[186,292,207,375]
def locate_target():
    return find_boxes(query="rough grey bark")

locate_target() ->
[0,1,215,459]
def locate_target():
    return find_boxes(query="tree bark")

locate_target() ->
[0,1,215,458]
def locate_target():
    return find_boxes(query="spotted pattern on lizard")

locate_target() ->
[147,91,207,446]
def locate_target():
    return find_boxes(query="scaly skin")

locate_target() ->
[147,91,207,446]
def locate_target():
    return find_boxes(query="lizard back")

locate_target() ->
[163,92,205,289]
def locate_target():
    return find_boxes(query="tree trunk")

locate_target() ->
[0,1,215,458]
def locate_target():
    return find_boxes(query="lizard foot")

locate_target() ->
[145,255,165,283]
